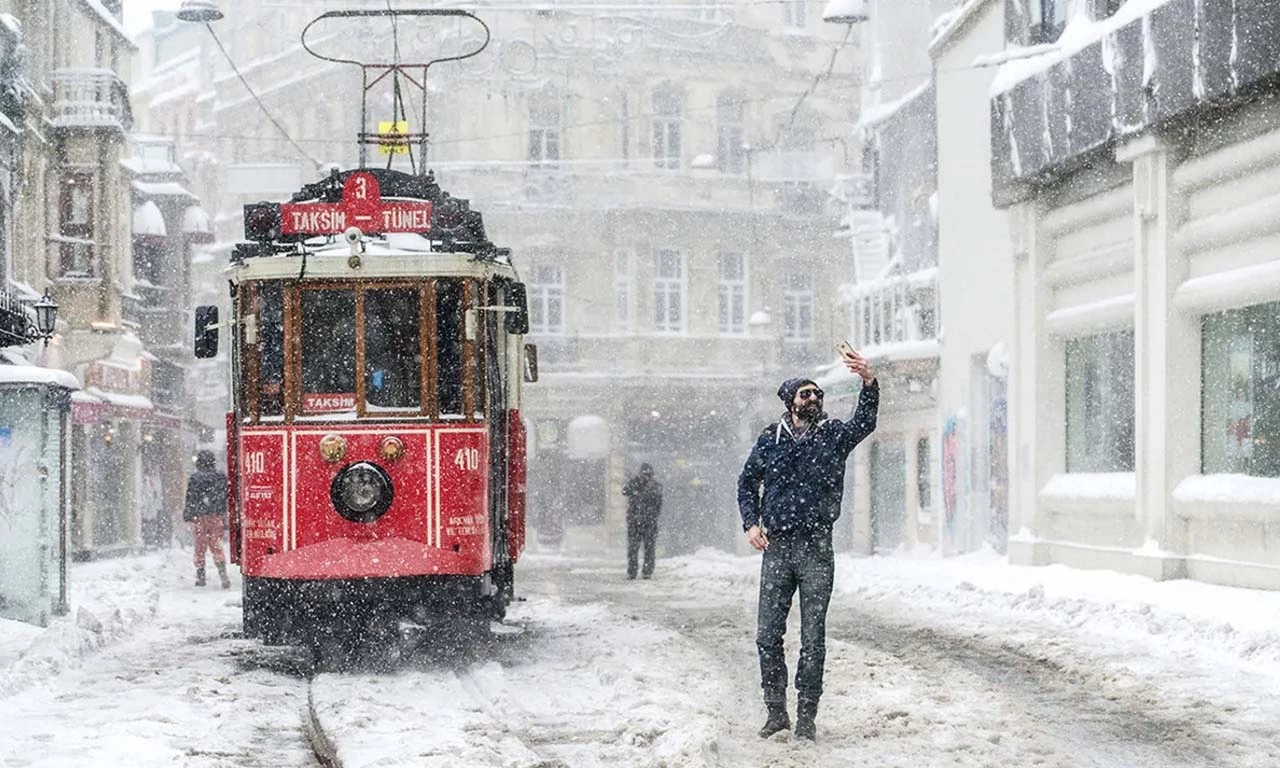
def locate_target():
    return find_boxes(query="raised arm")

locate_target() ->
[836,379,879,454]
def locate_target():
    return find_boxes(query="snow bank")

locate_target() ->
[1040,471,1136,500]
[0,554,164,699]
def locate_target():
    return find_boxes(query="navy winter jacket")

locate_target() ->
[737,380,879,536]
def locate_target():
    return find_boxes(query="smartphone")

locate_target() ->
[836,340,856,359]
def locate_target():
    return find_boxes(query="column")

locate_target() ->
[1006,200,1054,565]
[1117,134,1194,578]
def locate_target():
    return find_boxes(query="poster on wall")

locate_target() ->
[942,416,958,547]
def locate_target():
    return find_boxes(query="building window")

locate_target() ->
[653,249,685,334]
[690,0,731,22]
[1202,301,1280,478]
[783,273,814,342]
[1029,0,1069,44]
[59,173,95,276]
[716,91,745,173]
[528,90,561,167]
[783,0,807,30]
[1093,0,1126,19]
[614,251,632,333]
[718,252,747,335]
[528,265,565,335]
[1065,330,1135,473]
[652,86,683,171]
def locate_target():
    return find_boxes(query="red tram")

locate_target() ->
[192,9,535,656]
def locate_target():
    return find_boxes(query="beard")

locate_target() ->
[794,401,821,421]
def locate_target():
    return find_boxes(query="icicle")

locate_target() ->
[1192,0,1205,100]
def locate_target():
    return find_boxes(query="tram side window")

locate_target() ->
[364,288,422,410]
[257,283,285,418]
[436,279,465,417]
[301,289,357,413]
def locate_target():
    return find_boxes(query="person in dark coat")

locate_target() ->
[622,463,663,580]
[737,348,879,741]
[184,449,230,589]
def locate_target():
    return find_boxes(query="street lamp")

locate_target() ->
[822,0,870,24]
[33,292,58,342]
[176,0,223,23]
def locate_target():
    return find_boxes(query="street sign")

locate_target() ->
[378,120,410,155]
[276,172,433,235]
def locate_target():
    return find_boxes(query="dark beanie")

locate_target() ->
[777,377,817,405]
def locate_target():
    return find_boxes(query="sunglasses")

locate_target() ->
[796,388,824,400]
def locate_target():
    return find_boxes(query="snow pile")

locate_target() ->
[0,554,164,698]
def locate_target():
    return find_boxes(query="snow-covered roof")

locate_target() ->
[182,205,212,235]
[0,364,80,390]
[990,0,1174,97]
[80,0,137,50]
[85,386,153,411]
[857,79,931,132]
[133,200,167,237]
[929,0,1000,56]
[133,180,197,200]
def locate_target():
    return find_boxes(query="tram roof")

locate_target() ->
[231,235,519,283]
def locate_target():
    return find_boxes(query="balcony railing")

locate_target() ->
[843,267,940,360]
[51,68,133,132]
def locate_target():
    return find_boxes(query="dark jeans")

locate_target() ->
[756,530,835,704]
[627,515,657,578]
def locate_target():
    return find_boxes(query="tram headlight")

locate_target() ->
[380,436,405,462]
[330,462,394,524]
[318,433,347,463]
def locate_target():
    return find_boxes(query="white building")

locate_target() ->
[929,0,1013,555]
[991,0,1280,590]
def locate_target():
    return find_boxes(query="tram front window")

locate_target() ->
[257,283,284,418]
[364,288,422,410]
[436,279,465,417]
[301,289,357,413]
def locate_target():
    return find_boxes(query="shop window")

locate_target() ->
[364,288,421,411]
[1065,330,1135,473]
[1202,301,1280,477]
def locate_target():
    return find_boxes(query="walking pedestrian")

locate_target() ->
[737,348,879,741]
[622,463,663,580]
[184,449,231,589]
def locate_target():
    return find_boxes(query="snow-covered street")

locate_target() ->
[4,547,1279,767]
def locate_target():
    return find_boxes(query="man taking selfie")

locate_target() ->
[737,347,879,741]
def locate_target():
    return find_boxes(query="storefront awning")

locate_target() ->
[133,200,167,238]
[181,205,214,243]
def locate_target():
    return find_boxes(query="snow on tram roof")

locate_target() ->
[231,236,518,283]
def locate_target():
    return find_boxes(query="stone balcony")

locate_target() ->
[842,266,940,362]
[51,68,133,133]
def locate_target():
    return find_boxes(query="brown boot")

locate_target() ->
[216,563,231,589]
[195,567,206,587]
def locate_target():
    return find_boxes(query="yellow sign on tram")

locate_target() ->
[377,121,410,155]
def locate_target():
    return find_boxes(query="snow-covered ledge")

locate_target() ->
[1172,475,1280,524]
[1039,472,1136,515]
[1045,294,1134,338]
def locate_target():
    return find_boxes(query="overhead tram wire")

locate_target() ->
[203,23,323,169]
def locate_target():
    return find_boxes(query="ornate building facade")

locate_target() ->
[176,1,861,554]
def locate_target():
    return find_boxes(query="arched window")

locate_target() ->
[652,85,683,170]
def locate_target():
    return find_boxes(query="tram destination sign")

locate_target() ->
[274,172,433,236]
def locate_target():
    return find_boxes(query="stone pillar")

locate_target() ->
[1006,200,1054,565]
[1117,134,1194,579]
